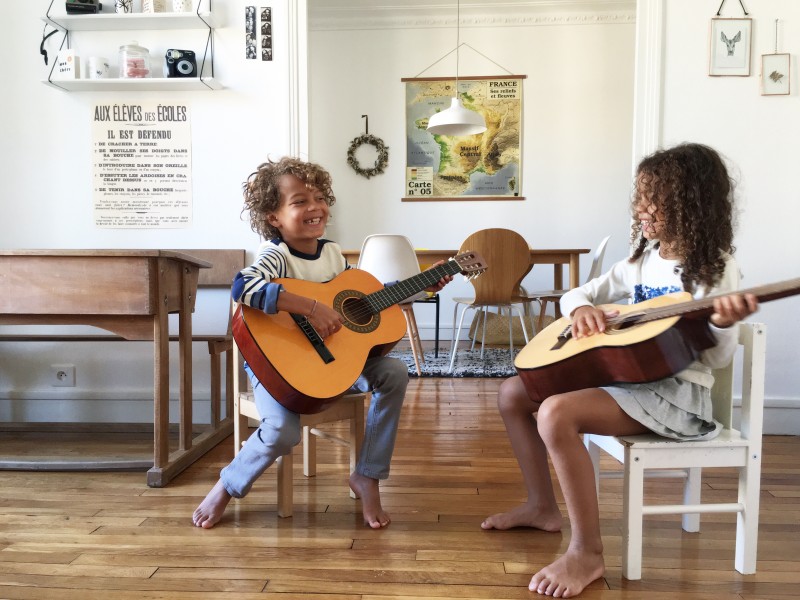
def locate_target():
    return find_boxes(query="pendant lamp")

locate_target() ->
[426,0,487,137]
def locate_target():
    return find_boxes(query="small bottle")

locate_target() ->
[119,41,150,78]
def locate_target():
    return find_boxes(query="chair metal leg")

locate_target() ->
[433,293,440,357]
[449,304,474,372]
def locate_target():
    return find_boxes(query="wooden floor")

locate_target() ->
[1,377,799,599]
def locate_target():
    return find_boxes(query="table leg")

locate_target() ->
[569,254,581,289]
[553,266,564,318]
[152,296,170,476]
[179,265,193,452]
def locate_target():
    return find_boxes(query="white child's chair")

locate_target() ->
[357,234,428,375]
[583,322,766,580]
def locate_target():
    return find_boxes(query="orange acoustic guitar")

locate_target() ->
[233,251,487,414]
[515,278,800,402]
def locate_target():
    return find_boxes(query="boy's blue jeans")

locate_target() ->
[220,355,408,498]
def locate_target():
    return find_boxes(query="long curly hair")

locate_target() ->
[629,143,736,292]
[242,157,336,239]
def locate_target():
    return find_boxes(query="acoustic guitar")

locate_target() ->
[515,278,800,402]
[233,251,487,414]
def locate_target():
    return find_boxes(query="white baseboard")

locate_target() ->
[2,392,799,436]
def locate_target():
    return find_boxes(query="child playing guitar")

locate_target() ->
[480,143,759,598]
[192,157,451,530]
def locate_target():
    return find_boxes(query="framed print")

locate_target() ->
[761,53,790,96]
[709,18,752,76]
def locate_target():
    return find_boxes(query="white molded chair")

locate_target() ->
[232,334,367,518]
[583,322,766,580]
[357,234,428,375]
[528,235,611,331]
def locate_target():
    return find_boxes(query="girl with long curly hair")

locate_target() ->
[480,143,759,598]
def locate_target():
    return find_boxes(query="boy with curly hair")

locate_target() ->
[193,157,450,529]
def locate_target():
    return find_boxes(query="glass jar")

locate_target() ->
[118,41,150,78]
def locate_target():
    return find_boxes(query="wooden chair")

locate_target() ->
[583,322,766,580]
[449,228,538,372]
[356,234,428,375]
[527,235,611,330]
[231,335,367,518]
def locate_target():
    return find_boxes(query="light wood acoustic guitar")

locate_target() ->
[233,251,487,414]
[515,278,800,402]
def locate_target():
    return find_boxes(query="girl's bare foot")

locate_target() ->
[529,549,605,598]
[481,502,563,532]
[349,472,390,528]
[192,479,232,529]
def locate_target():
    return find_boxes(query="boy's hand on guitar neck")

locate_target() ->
[569,306,620,339]
[709,292,759,328]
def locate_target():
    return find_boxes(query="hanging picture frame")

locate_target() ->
[709,18,752,76]
[761,53,790,96]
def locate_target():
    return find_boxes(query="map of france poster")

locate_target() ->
[402,75,524,201]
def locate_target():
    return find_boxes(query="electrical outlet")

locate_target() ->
[51,364,76,387]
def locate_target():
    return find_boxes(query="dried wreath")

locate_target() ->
[346,134,388,179]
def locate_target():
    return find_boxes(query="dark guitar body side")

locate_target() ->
[516,317,717,403]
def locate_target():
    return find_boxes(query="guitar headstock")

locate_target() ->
[451,251,488,279]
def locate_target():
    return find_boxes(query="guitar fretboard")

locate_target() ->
[364,259,468,314]
[608,277,800,327]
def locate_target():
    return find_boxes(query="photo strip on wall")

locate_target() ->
[246,6,273,61]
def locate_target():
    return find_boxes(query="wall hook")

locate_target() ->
[362,114,369,135]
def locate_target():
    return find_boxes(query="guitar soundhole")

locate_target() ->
[334,290,379,333]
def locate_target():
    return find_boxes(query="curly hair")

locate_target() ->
[629,143,736,292]
[242,157,336,239]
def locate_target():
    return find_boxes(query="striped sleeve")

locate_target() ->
[231,246,288,312]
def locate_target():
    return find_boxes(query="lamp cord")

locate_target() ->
[411,0,515,82]
[455,0,460,97]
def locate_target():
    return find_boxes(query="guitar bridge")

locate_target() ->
[550,325,573,351]
[291,313,335,364]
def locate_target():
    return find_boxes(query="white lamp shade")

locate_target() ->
[426,97,487,136]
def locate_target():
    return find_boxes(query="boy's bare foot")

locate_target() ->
[349,472,390,529]
[529,549,605,598]
[192,479,232,529]
[480,502,563,532]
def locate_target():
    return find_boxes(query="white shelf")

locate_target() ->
[43,12,218,31]
[41,8,220,92]
[43,76,223,91]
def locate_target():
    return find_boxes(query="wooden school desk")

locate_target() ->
[0,249,230,487]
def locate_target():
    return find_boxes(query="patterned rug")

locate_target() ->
[386,346,519,378]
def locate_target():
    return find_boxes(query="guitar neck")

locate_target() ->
[613,277,800,326]
[365,260,464,313]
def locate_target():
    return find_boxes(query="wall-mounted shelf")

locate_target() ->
[42,12,219,32]
[43,76,223,92]
[41,4,221,91]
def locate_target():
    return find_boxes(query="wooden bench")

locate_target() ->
[0,249,246,483]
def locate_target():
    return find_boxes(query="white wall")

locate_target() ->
[309,1,637,341]
[650,0,800,432]
[0,0,298,422]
